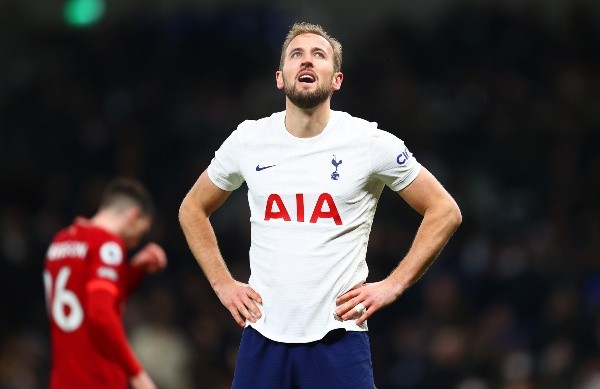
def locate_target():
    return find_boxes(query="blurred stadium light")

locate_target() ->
[63,0,105,27]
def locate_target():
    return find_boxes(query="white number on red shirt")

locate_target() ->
[44,267,84,332]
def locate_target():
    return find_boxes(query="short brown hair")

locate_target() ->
[279,22,343,72]
[99,177,155,218]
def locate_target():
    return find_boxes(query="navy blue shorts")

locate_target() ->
[232,326,375,389]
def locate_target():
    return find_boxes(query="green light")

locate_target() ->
[64,0,105,27]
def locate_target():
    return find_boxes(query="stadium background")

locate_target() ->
[1,0,599,387]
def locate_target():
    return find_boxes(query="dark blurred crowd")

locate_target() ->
[1,2,599,388]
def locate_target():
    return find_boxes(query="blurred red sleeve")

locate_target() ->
[86,280,142,377]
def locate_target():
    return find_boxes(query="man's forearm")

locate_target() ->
[388,200,461,295]
[179,201,234,290]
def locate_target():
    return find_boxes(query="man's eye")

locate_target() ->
[291,52,301,57]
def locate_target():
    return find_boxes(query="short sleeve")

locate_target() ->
[207,128,245,191]
[370,129,422,192]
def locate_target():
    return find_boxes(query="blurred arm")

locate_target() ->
[126,243,168,296]
[85,281,142,377]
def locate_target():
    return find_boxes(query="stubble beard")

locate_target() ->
[283,75,333,110]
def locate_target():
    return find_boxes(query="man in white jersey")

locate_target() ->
[179,22,462,388]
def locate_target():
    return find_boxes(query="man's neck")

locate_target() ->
[90,210,122,237]
[284,99,331,138]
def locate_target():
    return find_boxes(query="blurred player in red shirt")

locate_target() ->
[44,177,167,389]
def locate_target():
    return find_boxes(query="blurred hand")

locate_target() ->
[130,370,156,389]
[215,280,263,327]
[131,242,167,274]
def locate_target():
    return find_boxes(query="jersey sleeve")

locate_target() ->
[207,125,246,191]
[85,234,142,377]
[86,287,142,377]
[87,239,127,291]
[369,128,422,191]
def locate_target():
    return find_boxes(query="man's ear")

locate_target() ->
[332,72,343,91]
[124,207,141,224]
[276,70,284,90]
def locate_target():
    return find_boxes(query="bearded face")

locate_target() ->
[276,33,343,110]
[281,73,334,110]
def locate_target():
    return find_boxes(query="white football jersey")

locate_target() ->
[208,110,421,343]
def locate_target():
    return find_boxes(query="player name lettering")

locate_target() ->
[47,241,88,260]
[264,192,342,225]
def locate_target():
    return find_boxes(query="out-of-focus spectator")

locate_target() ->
[130,288,193,389]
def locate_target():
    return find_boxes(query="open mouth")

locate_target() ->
[298,71,316,84]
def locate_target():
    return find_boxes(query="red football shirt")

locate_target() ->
[44,219,143,389]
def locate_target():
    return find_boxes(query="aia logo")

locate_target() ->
[264,193,342,225]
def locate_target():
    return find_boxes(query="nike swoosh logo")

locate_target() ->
[256,164,276,171]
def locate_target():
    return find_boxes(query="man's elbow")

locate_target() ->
[178,200,187,227]
[178,196,194,228]
[446,199,462,231]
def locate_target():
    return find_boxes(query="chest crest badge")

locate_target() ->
[331,155,342,180]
